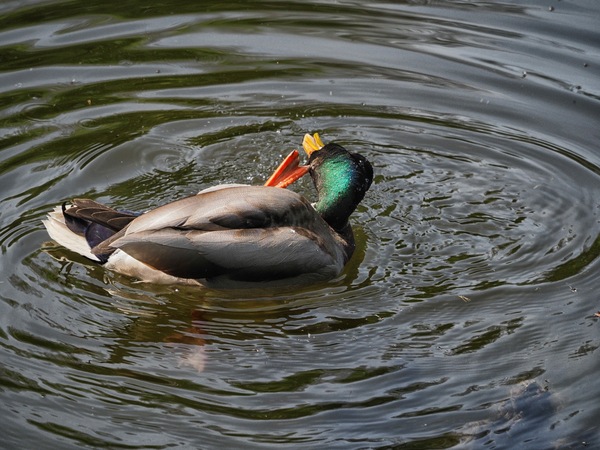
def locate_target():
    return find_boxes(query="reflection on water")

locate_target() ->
[1,0,599,448]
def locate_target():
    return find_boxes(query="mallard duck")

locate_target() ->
[43,134,373,288]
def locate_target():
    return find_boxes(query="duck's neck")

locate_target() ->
[335,221,356,261]
[313,156,358,232]
[307,141,373,262]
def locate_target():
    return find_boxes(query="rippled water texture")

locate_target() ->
[1,1,599,448]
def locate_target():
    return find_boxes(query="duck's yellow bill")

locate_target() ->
[302,133,325,157]
[264,149,309,188]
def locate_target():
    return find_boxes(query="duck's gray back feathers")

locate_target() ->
[93,186,346,286]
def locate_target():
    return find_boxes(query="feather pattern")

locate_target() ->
[101,186,347,285]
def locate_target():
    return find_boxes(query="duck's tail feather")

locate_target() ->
[43,205,104,262]
[43,200,140,263]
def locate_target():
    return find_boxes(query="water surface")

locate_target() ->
[1,1,599,448]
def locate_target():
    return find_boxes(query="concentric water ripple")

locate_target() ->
[366,120,600,299]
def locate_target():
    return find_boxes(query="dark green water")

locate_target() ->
[1,1,599,448]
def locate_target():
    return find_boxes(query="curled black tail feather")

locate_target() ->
[62,199,141,263]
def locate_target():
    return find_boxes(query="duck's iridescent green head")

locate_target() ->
[302,134,373,231]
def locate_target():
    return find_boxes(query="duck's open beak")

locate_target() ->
[264,133,325,188]
[264,149,309,188]
[302,133,325,157]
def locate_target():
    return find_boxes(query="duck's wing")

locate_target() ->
[64,198,139,232]
[108,226,343,283]
[97,186,345,283]
[121,185,315,234]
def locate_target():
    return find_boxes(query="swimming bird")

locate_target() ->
[43,134,373,288]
